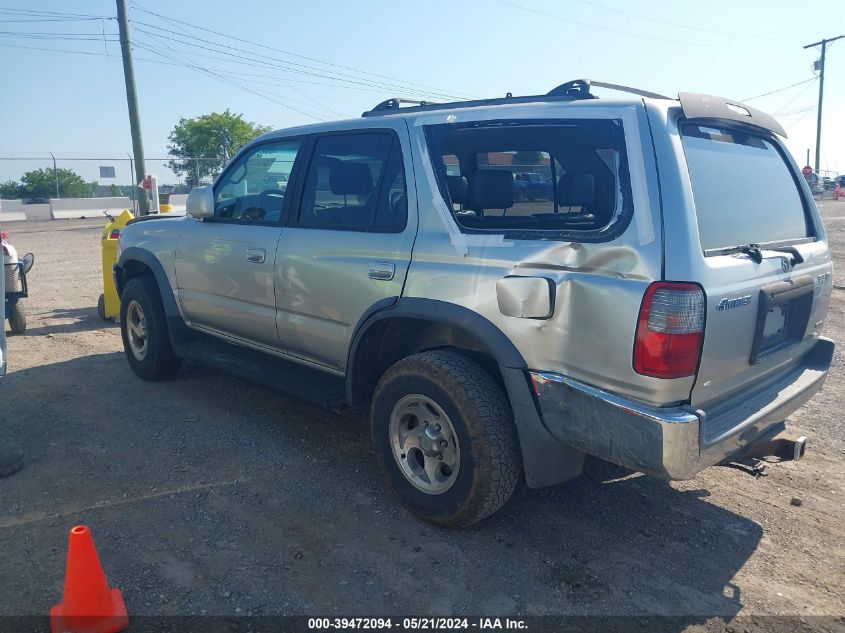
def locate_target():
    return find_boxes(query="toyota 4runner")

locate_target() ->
[115,79,834,527]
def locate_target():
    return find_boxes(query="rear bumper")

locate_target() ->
[529,336,834,480]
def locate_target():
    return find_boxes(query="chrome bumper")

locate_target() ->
[529,337,834,480]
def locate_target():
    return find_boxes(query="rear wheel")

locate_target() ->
[7,299,25,334]
[371,350,521,527]
[120,276,181,380]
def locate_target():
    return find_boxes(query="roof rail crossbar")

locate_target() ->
[362,98,433,117]
[547,79,669,100]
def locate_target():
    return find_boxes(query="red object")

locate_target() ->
[836,185,844,199]
[0,230,8,240]
[50,526,129,633]
[802,165,813,176]
[633,282,705,379]
[109,229,120,240]
[140,175,152,190]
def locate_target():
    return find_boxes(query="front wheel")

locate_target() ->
[371,350,522,527]
[7,299,26,334]
[120,276,182,380]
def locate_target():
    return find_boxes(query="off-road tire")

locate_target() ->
[371,350,521,527]
[7,299,26,334]
[120,276,181,380]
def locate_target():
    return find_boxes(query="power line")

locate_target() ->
[131,40,327,122]
[492,0,780,50]
[0,17,114,22]
[131,25,464,101]
[0,40,417,97]
[133,37,344,119]
[741,77,817,101]
[771,81,818,115]
[0,7,109,19]
[0,32,118,41]
[127,1,477,100]
[573,0,796,42]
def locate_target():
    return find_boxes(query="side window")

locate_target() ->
[298,132,406,231]
[214,139,301,223]
[426,120,629,239]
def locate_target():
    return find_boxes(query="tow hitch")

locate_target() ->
[720,435,808,477]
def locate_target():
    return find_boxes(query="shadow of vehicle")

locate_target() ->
[13,306,117,337]
[0,354,762,628]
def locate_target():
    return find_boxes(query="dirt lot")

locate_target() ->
[1,201,844,630]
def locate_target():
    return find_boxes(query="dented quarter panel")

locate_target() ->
[403,100,695,405]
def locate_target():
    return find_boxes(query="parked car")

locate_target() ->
[115,80,834,527]
[513,172,553,202]
[806,172,825,195]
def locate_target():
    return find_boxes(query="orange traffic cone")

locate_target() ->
[50,525,129,633]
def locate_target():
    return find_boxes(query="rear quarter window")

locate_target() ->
[425,119,634,242]
[680,124,812,251]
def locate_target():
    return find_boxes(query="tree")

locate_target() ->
[167,109,271,186]
[0,180,20,199]
[4,168,89,199]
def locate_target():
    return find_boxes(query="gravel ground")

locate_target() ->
[0,201,843,630]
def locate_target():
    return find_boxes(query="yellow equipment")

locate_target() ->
[97,209,134,321]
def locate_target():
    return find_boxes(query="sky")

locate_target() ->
[0,0,843,187]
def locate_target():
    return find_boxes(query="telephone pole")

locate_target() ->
[116,0,149,215]
[803,35,844,173]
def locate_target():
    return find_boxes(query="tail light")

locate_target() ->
[109,229,121,240]
[634,282,705,379]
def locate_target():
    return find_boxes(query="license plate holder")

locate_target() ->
[749,275,813,364]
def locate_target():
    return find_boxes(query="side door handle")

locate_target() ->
[246,247,266,264]
[368,261,395,281]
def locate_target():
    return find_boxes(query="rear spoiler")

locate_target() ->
[678,92,787,138]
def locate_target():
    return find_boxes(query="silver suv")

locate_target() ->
[116,80,834,527]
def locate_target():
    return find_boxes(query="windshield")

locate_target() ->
[680,123,811,251]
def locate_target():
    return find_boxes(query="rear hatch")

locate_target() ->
[677,122,832,419]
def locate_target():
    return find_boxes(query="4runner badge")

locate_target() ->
[717,295,751,311]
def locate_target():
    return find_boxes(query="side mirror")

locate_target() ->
[186,186,214,219]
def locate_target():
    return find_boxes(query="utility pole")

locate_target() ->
[803,35,844,173]
[116,0,148,215]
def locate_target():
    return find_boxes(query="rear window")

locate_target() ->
[680,124,811,251]
[425,119,633,241]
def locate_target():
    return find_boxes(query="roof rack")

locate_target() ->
[361,79,670,117]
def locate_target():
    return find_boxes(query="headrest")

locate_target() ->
[557,173,595,207]
[446,175,468,204]
[466,170,514,210]
[330,162,373,196]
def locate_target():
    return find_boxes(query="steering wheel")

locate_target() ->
[241,206,266,221]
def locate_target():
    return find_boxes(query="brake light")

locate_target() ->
[634,282,705,379]
[109,229,120,240]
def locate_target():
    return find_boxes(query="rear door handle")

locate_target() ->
[246,247,266,264]
[368,261,395,281]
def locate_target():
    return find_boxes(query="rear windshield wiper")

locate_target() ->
[705,243,804,266]
[763,245,804,266]
[707,243,764,263]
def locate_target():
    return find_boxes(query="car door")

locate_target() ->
[274,126,417,371]
[175,138,303,349]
